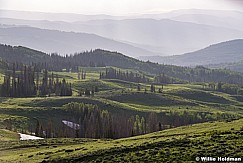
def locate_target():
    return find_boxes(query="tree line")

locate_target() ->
[33,102,164,138]
[0,64,72,97]
[32,102,238,139]
[203,82,243,95]
[100,67,148,83]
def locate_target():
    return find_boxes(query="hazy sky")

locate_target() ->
[0,0,243,15]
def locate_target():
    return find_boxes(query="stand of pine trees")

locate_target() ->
[0,64,72,97]
[60,102,158,138]
[34,103,161,138]
[100,67,148,83]
[30,102,238,139]
[155,73,173,84]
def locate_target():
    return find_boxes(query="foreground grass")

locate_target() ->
[0,119,242,162]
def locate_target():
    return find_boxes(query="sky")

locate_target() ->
[0,0,243,15]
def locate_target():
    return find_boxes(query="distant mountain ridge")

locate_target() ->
[1,9,243,56]
[0,26,159,57]
[170,13,243,31]
[74,18,243,55]
[0,9,127,22]
[1,17,242,55]
[139,39,243,66]
[1,9,242,22]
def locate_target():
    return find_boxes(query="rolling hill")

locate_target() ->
[139,39,243,66]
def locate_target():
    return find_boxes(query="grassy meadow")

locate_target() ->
[0,67,242,162]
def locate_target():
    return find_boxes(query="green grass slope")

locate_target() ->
[0,119,242,162]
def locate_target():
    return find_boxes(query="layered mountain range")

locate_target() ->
[0,9,243,58]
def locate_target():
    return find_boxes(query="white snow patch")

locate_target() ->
[18,133,44,140]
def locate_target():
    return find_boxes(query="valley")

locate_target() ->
[0,4,243,162]
[0,46,242,162]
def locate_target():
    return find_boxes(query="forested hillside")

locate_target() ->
[1,44,243,85]
[0,44,51,64]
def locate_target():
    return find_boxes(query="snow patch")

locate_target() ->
[18,133,44,140]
